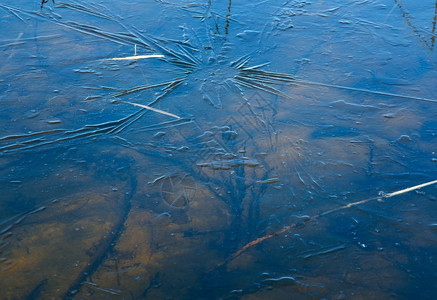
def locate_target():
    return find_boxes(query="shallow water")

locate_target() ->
[0,0,436,299]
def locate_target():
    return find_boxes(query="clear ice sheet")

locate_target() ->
[0,0,436,299]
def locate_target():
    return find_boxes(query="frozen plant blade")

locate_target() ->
[233,76,293,100]
[113,81,178,98]
[57,1,113,20]
[293,78,437,104]
[101,54,164,61]
[121,101,181,119]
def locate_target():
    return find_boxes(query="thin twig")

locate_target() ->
[227,179,437,263]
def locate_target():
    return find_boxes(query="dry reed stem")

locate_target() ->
[121,101,180,119]
[100,54,164,61]
[383,179,437,197]
[229,179,437,263]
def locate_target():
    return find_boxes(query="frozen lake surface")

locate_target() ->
[0,0,436,299]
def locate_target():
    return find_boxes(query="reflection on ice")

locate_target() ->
[0,0,437,299]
